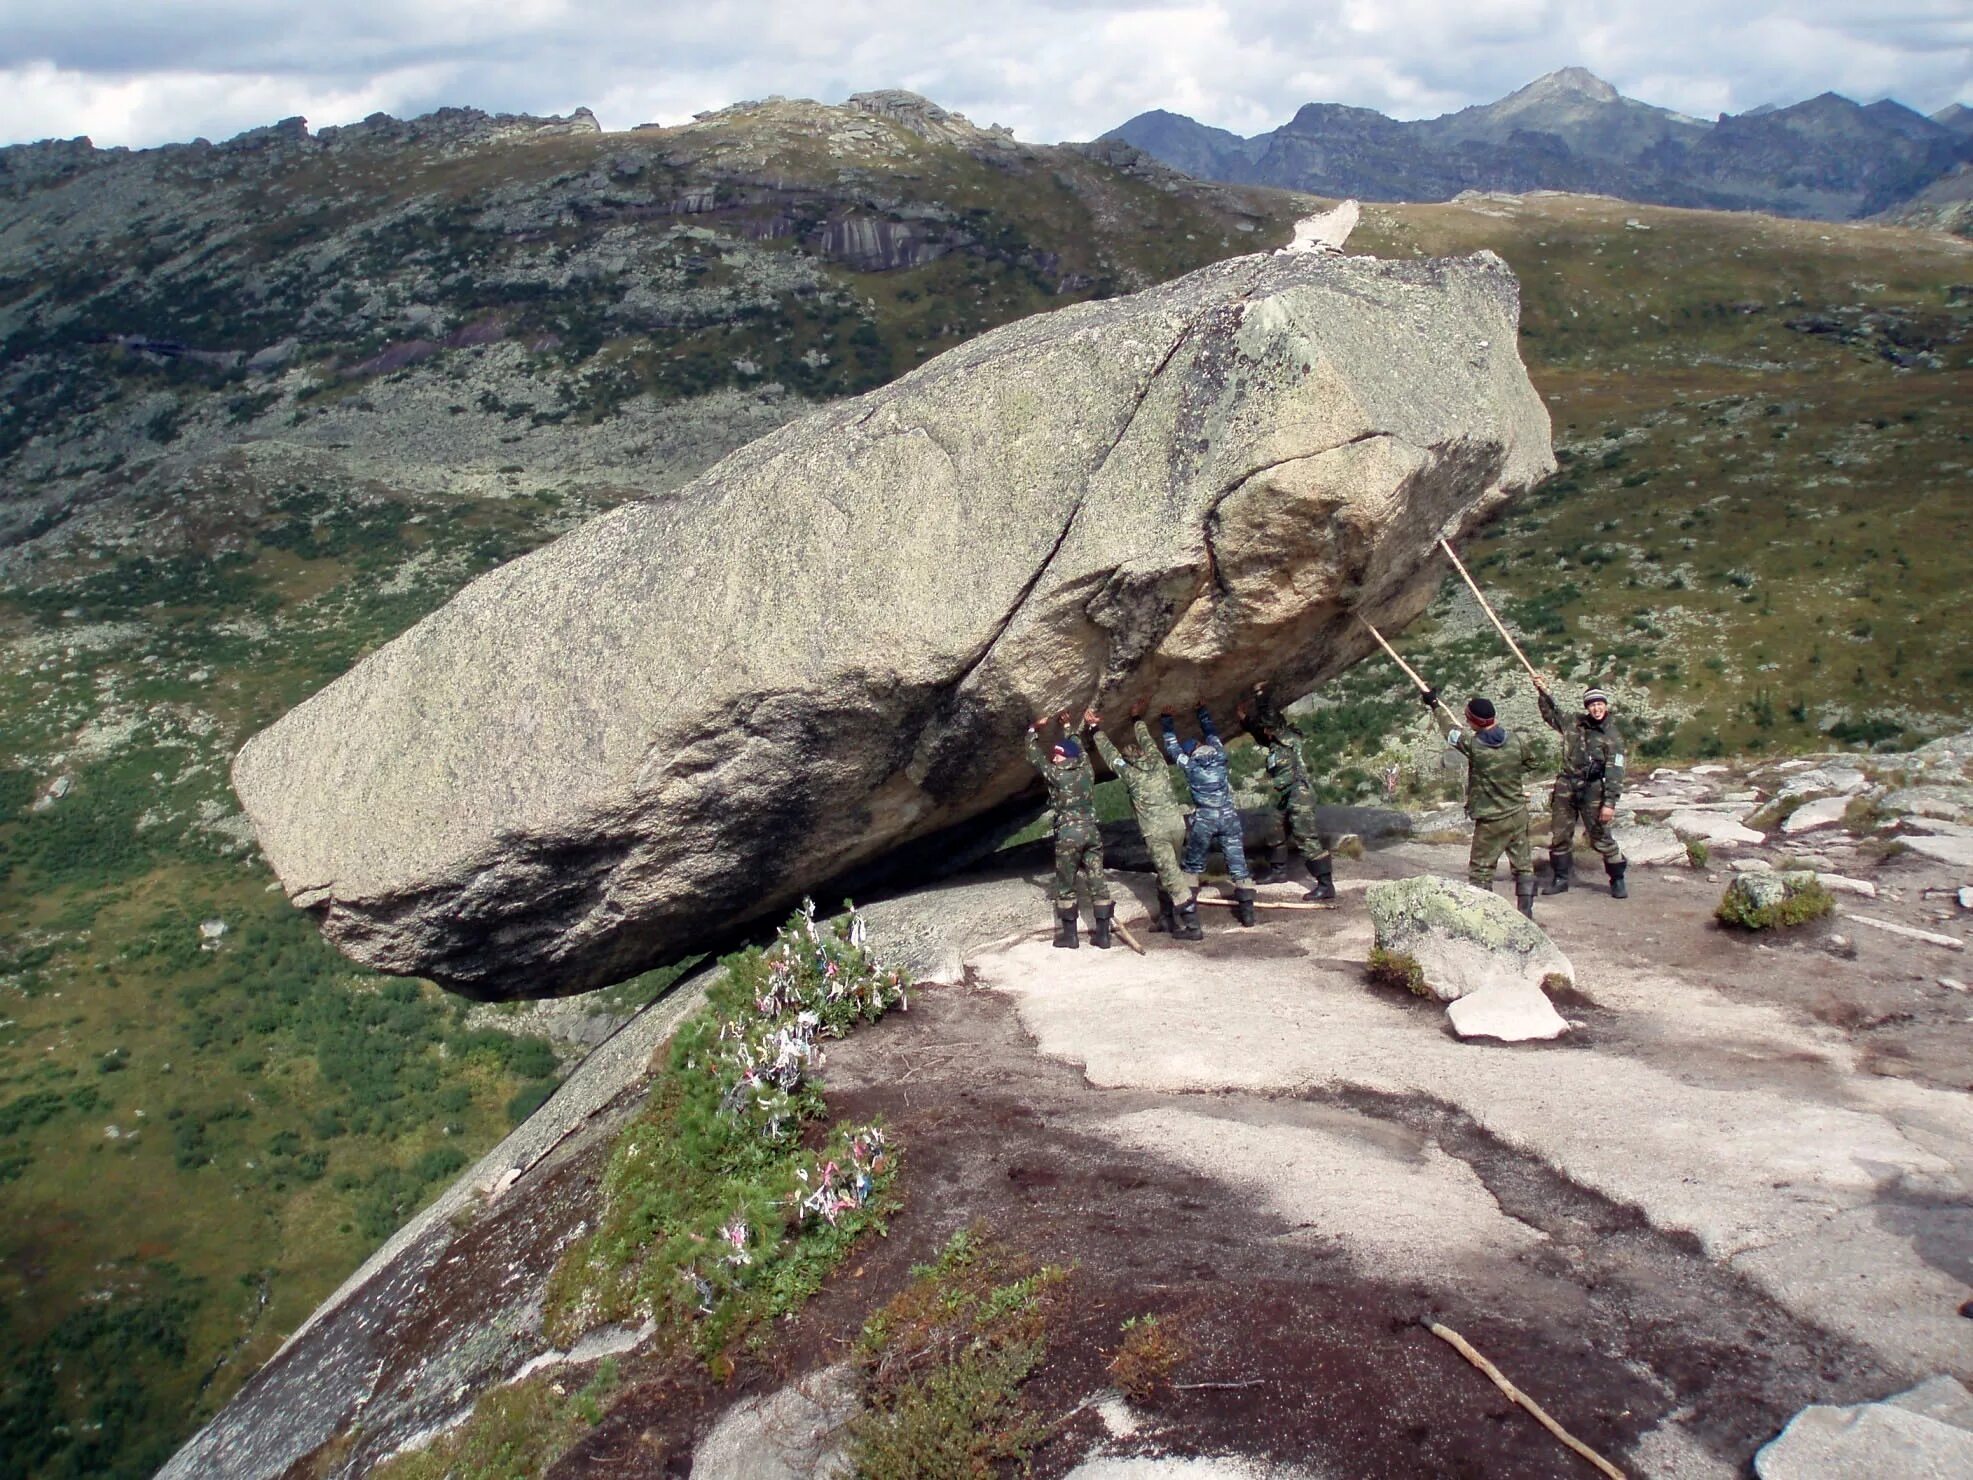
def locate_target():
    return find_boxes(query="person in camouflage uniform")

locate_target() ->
[1092,702,1195,938]
[1026,708,1114,949]
[1162,704,1257,929]
[1242,683,1335,902]
[1536,679,1628,899]
[1440,693,1547,919]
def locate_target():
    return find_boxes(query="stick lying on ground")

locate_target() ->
[1355,613,1461,729]
[1439,538,1545,689]
[1426,1321,1626,1479]
[1196,897,1336,912]
[1112,921,1148,955]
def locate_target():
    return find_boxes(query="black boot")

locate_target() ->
[1543,851,1572,895]
[1235,885,1258,927]
[1052,905,1079,949]
[1160,890,1180,935]
[1256,844,1291,886]
[1176,892,1204,941]
[1303,855,1336,902]
[1091,901,1115,949]
[1607,861,1628,899]
[1515,876,1536,920]
[1149,889,1172,933]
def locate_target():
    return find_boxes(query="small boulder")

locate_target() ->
[1716,871,1833,930]
[1364,876,1572,1042]
[1670,809,1765,846]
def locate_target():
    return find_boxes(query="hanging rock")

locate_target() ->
[233,250,1553,999]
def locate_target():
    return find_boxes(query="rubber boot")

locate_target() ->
[1149,888,1173,933]
[1052,905,1079,949]
[1607,861,1629,899]
[1515,875,1537,920]
[1176,892,1205,942]
[1256,844,1292,886]
[1303,855,1336,902]
[1091,901,1115,950]
[1543,850,1572,895]
[1234,885,1258,927]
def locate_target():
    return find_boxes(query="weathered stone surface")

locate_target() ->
[1671,809,1766,846]
[1781,795,1851,833]
[1364,874,1574,1022]
[1445,981,1570,1041]
[1621,823,1689,866]
[691,1363,857,1479]
[1755,1376,1973,1479]
[233,249,1552,997]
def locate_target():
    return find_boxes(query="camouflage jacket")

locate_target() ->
[1451,723,1545,821]
[1026,727,1100,831]
[1263,736,1316,815]
[1162,709,1235,813]
[1537,690,1625,806]
[1093,721,1185,825]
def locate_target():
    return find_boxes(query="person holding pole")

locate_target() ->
[1241,683,1336,902]
[1445,694,1547,918]
[1534,678,1628,898]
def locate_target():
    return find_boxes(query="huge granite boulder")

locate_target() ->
[233,249,1553,998]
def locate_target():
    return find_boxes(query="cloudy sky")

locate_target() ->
[1,1,1967,150]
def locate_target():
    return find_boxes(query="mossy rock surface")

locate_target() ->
[1716,871,1836,930]
[1364,875,1574,1005]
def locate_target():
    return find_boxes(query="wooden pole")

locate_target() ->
[1427,1322,1626,1479]
[1438,539,1545,691]
[1354,613,1461,729]
[1112,920,1148,955]
[1196,897,1336,912]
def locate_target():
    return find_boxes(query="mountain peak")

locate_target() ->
[1520,67,1621,105]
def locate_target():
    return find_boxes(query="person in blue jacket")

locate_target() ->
[1161,704,1257,930]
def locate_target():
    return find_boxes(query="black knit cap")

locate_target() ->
[1466,697,1496,722]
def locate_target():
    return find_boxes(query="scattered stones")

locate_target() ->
[1812,874,1878,899]
[1937,978,1968,993]
[30,774,72,812]
[1755,1375,1973,1479]
[198,919,229,948]
[1732,858,1774,873]
[1959,887,1972,911]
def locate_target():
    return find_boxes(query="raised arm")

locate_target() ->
[1159,712,1184,763]
[1132,718,1160,758]
[1024,720,1049,773]
[1196,705,1221,745]
[1535,685,1565,734]
[1091,728,1124,773]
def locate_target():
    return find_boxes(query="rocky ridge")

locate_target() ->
[1106,69,1973,226]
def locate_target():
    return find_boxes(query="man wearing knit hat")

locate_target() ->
[1534,677,1628,898]
[1027,708,1115,948]
[1443,693,1547,918]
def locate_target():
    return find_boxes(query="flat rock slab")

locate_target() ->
[1904,833,1973,868]
[1622,823,1689,866]
[1781,795,1852,834]
[1755,1377,1973,1479]
[691,1363,856,1480]
[1670,809,1767,846]
[1445,980,1570,1040]
[233,248,1552,998]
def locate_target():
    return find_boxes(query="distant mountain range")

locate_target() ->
[1103,68,1973,224]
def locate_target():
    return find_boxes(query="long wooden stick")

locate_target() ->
[1439,539,1544,690]
[1354,613,1461,728]
[1427,1322,1626,1479]
[1196,897,1336,912]
[1112,920,1148,955]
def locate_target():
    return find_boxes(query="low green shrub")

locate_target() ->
[1367,947,1427,996]
[1715,874,1835,930]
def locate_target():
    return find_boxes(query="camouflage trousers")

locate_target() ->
[1468,807,1533,887]
[1261,801,1331,864]
[1139,810,1193,898]
[1182,803,1252,883]
[1052,820,1112,905]
[1549,786,1625,865]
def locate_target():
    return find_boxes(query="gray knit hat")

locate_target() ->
[1583,688,1610,707]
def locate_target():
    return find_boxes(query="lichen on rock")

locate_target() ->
[1365,875,1573,1041]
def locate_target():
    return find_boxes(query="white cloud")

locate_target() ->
[0,0,1966,149]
